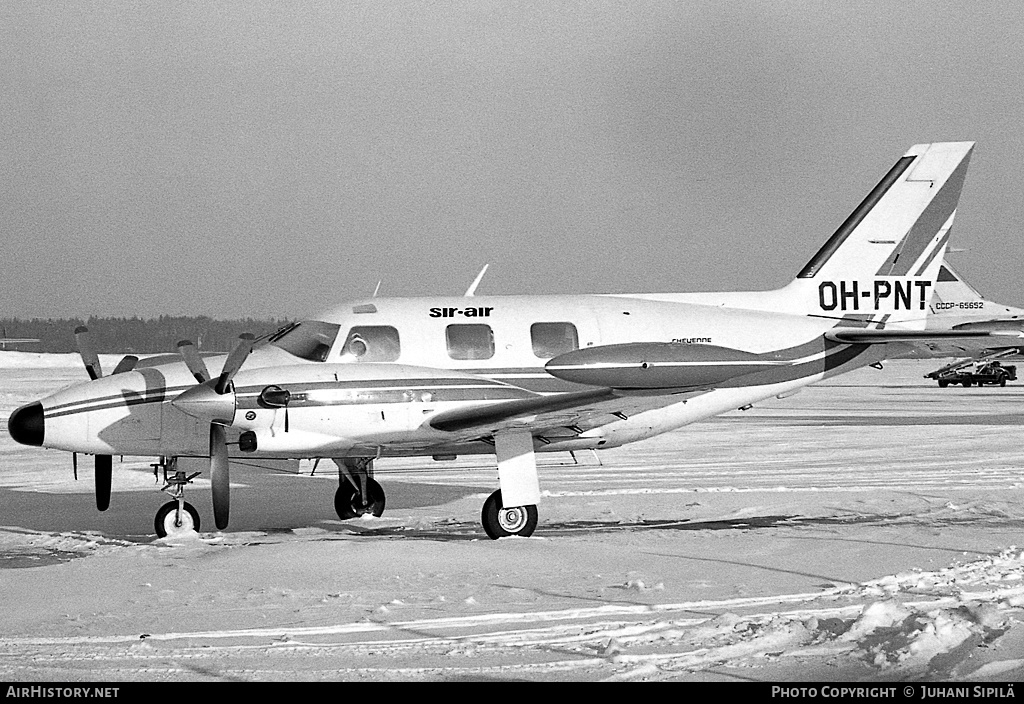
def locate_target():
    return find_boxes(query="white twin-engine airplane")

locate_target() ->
[8,141,1021,539]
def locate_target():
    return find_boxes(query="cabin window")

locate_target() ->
[531,322,579,358]
[341,325,401,362]
[269,320,340,362]
[446,324,494,360]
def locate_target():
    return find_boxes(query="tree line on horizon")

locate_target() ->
[0,316,291,354]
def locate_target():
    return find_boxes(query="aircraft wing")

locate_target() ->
[432,328,1024,440]
[427,386,701,440]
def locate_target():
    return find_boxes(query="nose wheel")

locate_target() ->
[334,479,386,519]
[153,458,202,538]
[332,457,386,520]
[155,500,200,537]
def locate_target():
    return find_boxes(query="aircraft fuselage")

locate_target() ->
[19,293,871,461]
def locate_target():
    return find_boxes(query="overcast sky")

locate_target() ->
[3,1,1023,319]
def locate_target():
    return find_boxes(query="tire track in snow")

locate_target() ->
[4,548,1019,658]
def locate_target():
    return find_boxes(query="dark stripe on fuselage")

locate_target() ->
[44,378,536,419]
[45,384,189,415]
[44,385,188,419]
[237,384,535,408]
[46,394,167,419]
[46,376,515,417]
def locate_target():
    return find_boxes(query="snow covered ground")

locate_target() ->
[1,354,1023,682]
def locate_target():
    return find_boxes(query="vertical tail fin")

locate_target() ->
[781,142,975,328]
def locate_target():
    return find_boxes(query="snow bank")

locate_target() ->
[0,351,127,369]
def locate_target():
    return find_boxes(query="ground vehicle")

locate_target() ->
[926,360,1017,387]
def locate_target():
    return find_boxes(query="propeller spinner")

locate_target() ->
[171,333,255,529]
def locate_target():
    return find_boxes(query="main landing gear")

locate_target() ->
[153,457,201,538]
[481,489,538,539]
[329,454,540,539]
[332,458,385,519]
[481,430,541,539]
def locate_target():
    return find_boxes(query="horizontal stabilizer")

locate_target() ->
[825,329,1024,346]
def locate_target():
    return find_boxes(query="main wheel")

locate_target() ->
[334,478,386,520]
[155,500,200,538]
[481,489,538,539]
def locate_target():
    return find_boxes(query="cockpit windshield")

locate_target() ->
[268,320,341,362]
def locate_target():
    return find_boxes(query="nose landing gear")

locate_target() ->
[153,458,202,538]
[332,457,386,519]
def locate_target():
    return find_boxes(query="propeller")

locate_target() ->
[74,326,140,379]
[210,423,230,529]
[111,355,139,375]
[177,340,211,383]
[95,454,111,511]
[172,333,256,530]
[216,333,255,394]
[74,326,103,380]
[73,326,135,511]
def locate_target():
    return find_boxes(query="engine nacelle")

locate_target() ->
[545,342,787,390]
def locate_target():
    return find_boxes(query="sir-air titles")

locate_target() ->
[429,306,494,318]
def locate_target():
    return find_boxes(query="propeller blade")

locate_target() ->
[210,423,230,529]
[111,355,138,375]
[74,326,102,380]
[95,454,111,511]
[177,340,212,383]
[215,333,255,395]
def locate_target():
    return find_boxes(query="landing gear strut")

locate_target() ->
[481,430,541,539]
[153,457,201,538]
[332,457,386,520]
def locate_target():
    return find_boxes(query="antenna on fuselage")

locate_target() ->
[465,264,489,297]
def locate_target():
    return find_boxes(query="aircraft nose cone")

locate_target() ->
[8,402,44,446]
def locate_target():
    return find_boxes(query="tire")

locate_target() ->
[334,479,385,520]
[938,380,948,388]
[1000,378,1007,387]
[481,489,538,539]
[155,500,200,538]
[962,380,972,387]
